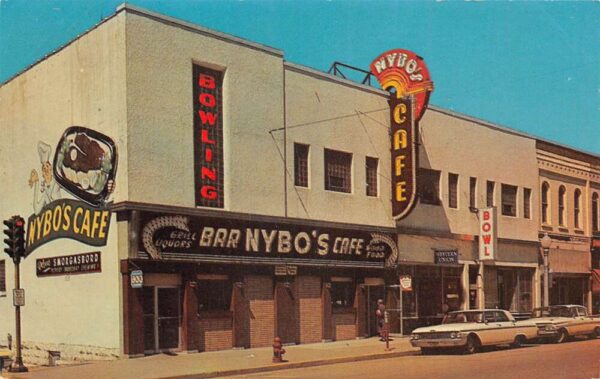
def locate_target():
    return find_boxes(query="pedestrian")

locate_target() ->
[376,299,385,341]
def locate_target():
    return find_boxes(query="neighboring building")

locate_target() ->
[392,107,541,331]
[0,3,596,364]
[537,141,600,311]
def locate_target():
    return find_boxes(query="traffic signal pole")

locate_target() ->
[10,257,27,373]
[3,216,28,373]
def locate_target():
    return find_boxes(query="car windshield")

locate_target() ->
[531,306,573,318]
[442,312,483,324]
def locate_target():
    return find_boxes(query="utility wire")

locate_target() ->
[268,131,310,217]
[270,107,388,133]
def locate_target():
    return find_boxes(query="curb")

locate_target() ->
[160,349,420,379]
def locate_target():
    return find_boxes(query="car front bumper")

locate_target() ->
[410,336,468,348]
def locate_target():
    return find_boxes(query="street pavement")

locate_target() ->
[227,338,600,379]
[0,336,418,379]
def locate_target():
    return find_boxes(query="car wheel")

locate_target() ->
[589,327,600,339]
[554,329,568,344]
[464,334,480,354]
[511,335,526,348]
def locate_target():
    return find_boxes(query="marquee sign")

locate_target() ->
[371,49,434,221]
[140,213,398,267]
[193,65,224,208]
[370,49,433,121]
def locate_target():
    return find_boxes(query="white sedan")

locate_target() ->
[530,305,600,343]
[409,309,538,354]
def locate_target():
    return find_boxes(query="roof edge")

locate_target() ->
[117,3,284,58]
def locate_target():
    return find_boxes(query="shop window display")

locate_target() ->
[331,281,355,308]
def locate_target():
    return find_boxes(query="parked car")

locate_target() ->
[530,305,600,343]
[409,309,538,354]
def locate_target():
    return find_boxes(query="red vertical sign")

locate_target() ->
[193,65,224,208]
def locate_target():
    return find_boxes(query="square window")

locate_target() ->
[324,149,352,193]
[331,281,355,308]
[418,169,441,205]
[501,184,517,216]
[196,279,232,312]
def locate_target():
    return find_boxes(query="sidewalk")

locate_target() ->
[1,337,419,379]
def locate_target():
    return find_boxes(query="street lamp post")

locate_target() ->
[540,233,552,308]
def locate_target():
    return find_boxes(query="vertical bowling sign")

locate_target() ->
[478,207,497,261]
[193,65,224,208]
[371,49,434,220]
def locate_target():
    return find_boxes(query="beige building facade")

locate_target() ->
[0,3,596,364]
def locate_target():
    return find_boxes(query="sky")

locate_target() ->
[1,0,598,154]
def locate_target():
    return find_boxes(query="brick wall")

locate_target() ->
[246,275,274,348]
[198,316,233,352]
[332,312,356,341]
[298,276,322,343]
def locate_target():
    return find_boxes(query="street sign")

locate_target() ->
[399,275,412,292]
[13,289,25,306]
[130,270,144,288]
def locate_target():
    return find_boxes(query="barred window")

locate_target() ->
[469,177,477,209]
[294,143,309,187]
[448,173,458,209]
[324,149,352,193]
[486,181,495,207]
[501,184,517,216]
[418,168,441,205]
[523,188,531,219]
[365,157,378,197]
[0,261,5,292]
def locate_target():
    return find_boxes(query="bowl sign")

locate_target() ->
[130,270,144,289]
[400,275,413,292]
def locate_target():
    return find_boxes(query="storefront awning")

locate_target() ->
[592,269,600,294]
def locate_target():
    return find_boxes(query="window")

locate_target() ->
[486,181,495,207]
[0,261,5,293]
[324,149,352,193]
[523,188,531,219]
[469,177,477,209]
[330,280,355,308]
[541,182,550,224]
[574,189,581,229]
[418,168,441,205]
[558,185,566,226]
[501,184,517,216]
[196,277,232,312]
[448,173,458,209]
[593,193,599,232]
[365,157,378,197]
[294,143,309,187]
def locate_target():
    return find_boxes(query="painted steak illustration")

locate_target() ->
[53,126,118,206]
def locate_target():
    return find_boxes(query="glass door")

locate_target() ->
[142,286,181,353]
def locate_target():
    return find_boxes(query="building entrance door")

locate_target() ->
[275,281,298,344]
[143,286,181,354]
[365,285,385,337]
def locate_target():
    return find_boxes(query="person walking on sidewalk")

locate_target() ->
[376,299,386,341]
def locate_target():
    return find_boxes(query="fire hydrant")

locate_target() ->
[272,337,286,363]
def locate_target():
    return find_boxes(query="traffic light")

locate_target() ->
[3,216,26,262]
[3,217,16,260]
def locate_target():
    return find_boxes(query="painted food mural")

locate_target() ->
[53,127,117,206]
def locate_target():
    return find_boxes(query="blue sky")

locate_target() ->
[1,0,598,154]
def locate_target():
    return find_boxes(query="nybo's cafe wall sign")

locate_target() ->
[370,50,434,220]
